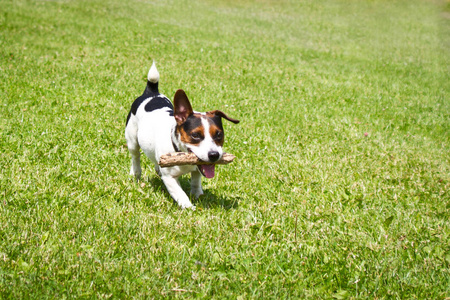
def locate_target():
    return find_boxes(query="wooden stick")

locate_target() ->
[159,152,235,168]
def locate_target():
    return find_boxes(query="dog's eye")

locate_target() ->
[190,132,203,141]
[213,131,223,140]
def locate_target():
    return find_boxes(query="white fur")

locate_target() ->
[147,61,159,83]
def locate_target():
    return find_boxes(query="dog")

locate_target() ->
[125,62,239,209]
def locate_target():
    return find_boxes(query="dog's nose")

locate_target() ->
[208,151,220,162]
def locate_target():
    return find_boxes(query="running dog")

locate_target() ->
[125,62,239,209]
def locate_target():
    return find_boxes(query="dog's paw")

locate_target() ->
[129,167,142,180]
[190,188,204,199]
[179,201,196,210]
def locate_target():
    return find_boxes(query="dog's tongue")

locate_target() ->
[199,164,215,178]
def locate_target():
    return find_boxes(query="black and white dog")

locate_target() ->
[125,62,239,209]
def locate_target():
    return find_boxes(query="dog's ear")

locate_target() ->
[173,89,193,124]
[210,110,240,124]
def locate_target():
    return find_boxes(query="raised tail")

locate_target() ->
[145,61,160,94]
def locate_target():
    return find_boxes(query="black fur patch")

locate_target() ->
[182,115,203,134]
[209,115,224,131]
[126,80,164,126]
[144,96,174,114]
[126,92,173,126]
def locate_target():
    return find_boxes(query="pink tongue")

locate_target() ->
[200,164,215,178]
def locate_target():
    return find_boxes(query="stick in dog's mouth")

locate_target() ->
[158,153,236,176]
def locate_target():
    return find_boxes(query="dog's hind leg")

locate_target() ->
[125,125,142,180]
[128,144,142,180]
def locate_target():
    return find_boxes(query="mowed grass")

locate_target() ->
[0,0,449,298]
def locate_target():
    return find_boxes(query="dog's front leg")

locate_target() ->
[161,175,195,210]
[190,170,204,199]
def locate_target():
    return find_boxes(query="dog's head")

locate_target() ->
[173,89,239,178]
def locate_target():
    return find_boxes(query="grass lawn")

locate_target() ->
[1,0,449,298]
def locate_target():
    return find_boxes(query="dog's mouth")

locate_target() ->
[187,149,216,178]
[197,164,215,179]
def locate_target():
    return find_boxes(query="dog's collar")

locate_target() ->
[172,140,180,153]
[171,127,181,153]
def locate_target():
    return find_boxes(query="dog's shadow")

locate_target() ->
[146,176,239,210]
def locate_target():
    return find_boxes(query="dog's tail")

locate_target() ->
[146,61,160,94]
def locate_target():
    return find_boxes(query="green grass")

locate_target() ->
[1,0,449,298]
